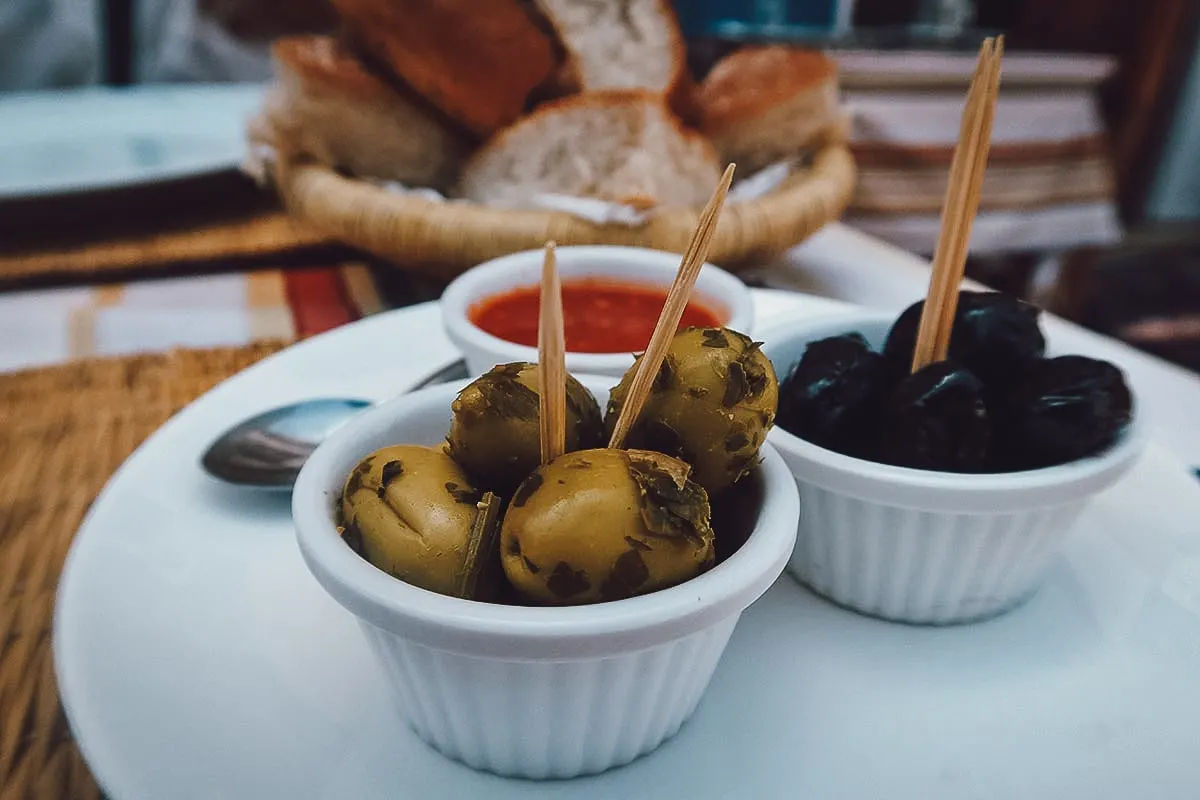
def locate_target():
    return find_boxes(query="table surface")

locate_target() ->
[51,292,1200,800]
[3,82,1197,800]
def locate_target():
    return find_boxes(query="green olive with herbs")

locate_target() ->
[606,327,779,494]
[447,362,605,495]
[500,448,715,605]
[340,444,501,599]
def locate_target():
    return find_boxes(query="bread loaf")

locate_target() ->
[698,46,843,173]
[533,0,686,96]
[331,0,559,138]
[459,91,720,210]
[255,35,470,190]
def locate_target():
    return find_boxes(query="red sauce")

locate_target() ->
[469,279,724,354]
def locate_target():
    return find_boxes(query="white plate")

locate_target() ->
[0,84,264,199]
[54,290,1200,799]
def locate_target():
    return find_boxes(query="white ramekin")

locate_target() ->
[441,246,755,378]
[292,376,798,779]
[758,311,1147,625]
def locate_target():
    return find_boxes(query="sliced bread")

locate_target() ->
[698,46,844,173]
[532,0,686,96]
[254,35,470,190]
[459,91,720,210]
[331,0,559,138]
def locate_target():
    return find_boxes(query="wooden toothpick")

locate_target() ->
[911,37,1004,372]
[608,164,736,449]
[537,241,566,464]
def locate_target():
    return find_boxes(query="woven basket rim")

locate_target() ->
[274,142,857,273]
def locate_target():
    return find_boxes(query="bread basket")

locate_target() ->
[273,142,856,278]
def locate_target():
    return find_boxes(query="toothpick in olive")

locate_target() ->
[606,327,778,494]
[447,362,604,495]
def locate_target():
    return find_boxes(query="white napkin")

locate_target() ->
[528,193,653,225]
[367,161,796,226]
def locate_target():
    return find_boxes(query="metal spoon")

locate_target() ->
[201,358,469,490]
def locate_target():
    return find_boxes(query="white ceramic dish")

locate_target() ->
[759,312,1148,624]
[293,378,798,779]
[53,294,1200,799]
[0,84,264,199]
[441,246,755,377]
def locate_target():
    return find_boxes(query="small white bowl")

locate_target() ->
[441,246,754,377]
[758,311,1147,625]
[292,376,798,779]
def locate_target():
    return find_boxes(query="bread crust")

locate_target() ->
[657,0,689,99]
[533,0,687,97]
[697,46,837,136]
[260,35,470,190]
[694,45,842,172]
[271,35,392,103]
[331,0,558,138]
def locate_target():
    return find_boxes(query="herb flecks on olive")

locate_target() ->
[341,517,365,556]
[380,459,404,486]
[344,461,367,497]
[341,444,502,599]
[602,547,651,600]
[606,327,778,495]
[725,430,750,451]
[881,362,990,472]
[626,449,713,547]
[448,362,604,495]
[500,449,715,605]
[445,482,479,505]
[458,492,504,601]
[510,470,543,507]
[546,562,591,599]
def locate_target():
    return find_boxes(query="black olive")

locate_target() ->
[881,362,990,472]
[993,355,1132,469]
[883,301,925,369]
[884,291,1045,390]
[777,334,894,459]
[954,292,1046,387]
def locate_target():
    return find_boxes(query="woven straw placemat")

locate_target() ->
[0,342,287,800]
[0,211,334,288]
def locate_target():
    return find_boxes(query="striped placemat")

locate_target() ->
[0,211,334,288]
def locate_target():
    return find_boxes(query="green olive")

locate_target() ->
[500,448,715,605]
[606,327,778,494]
[340,444,501,599]
[447,362,605,495]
